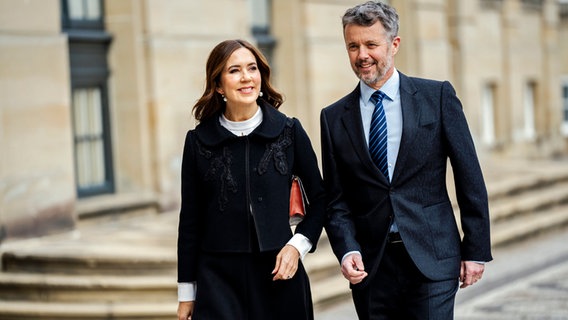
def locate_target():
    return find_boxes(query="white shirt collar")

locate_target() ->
[359,68,400,103]
[219,107,263,136]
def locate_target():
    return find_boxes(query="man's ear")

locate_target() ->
[391,36,401,55]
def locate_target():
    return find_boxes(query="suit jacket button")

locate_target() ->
[258,197,263,202]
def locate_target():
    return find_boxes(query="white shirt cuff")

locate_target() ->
[178,282,196,302]
[341,251,362,265]
[287,233,313,260]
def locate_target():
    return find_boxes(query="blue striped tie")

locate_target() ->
[369,91,389,179]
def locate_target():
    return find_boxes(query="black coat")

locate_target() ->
[178,102,325,283]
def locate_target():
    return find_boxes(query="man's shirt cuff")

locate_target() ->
[341,251,362,265]
[178,282,196,302]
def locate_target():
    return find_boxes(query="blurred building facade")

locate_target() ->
[1,0,567,240]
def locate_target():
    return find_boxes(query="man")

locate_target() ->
[320,1,492,319]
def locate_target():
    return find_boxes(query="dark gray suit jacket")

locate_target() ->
[320,72,492,288]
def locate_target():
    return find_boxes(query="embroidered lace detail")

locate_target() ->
[197,140,237,211]
[258,120,293,175]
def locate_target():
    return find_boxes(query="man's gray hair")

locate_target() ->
[342,1,399,41]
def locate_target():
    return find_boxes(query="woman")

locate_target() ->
[177,39,325,320]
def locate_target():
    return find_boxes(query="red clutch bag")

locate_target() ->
[289,175,309,226]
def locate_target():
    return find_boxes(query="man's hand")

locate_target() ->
[272,244,300,281]
[341,253,368,284]
[460,261,485,288]
[178,301,194,320]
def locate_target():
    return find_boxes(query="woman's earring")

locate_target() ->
[222,94,227,102]
[259,91,264,97]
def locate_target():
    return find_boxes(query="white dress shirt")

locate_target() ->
[341,70,403,264]
[359,69,403,182]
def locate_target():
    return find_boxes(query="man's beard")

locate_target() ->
[357,54,393,87]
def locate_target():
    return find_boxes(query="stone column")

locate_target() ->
[105,0,155,196]
[0,0,76,239]
[539,0,565,155]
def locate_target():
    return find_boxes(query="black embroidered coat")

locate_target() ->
[177,102,325,283]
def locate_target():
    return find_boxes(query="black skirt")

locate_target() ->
[192,250,314,320]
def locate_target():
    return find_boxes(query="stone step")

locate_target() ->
[489,180,568,223]
[1,232,338,278]
[0,283,351,319]
[1,211,178,276]
[307,231,351,309]
[0,273,176,302]
[0,253,345,310]
[0,301,176,320]
[491,203,568,246]
[1,248,176,276]
[304,233,339,281]
[311,272,350,312]
[485,170,568,202]
[76,192,160,227]
[2,159,568,319]
[0,245,341,305]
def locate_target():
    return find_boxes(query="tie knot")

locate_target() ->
[370,90,386,105]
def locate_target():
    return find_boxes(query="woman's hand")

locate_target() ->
[272,244,300,281]
[178,301,194,320]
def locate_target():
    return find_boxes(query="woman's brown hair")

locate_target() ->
[192,39,284,122]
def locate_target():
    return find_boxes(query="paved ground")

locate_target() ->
[315,227,568,320]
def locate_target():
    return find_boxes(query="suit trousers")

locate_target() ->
[352,241,459,320]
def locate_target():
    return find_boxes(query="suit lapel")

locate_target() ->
[340,86,390,185]
[391,73,420,183]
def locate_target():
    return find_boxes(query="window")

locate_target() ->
[481,83,496,146]
[562,81,568,136]
[250,0,276,63]
[479,0,503,10]
[61,0,103,30]
[561,2,568,19]
[521,0,543,12]
[62,0,114,197]
[72,87,113,192]
[523,82,537,140]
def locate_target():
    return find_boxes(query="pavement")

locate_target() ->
[315,226,568,320]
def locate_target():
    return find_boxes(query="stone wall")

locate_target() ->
[1,0,567,240]
[0,0,76,239]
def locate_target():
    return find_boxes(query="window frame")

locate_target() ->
[523,81,537,141]
[70,83,115,197]
[62,0,114,197]
[61,0,105,30]
[481,82,497,146]
[562,77,568,136]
